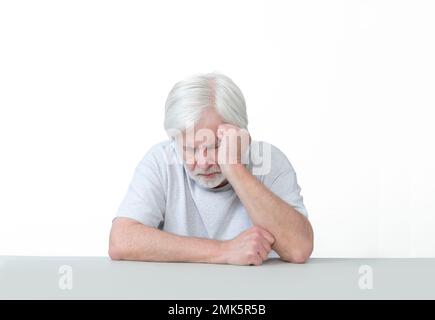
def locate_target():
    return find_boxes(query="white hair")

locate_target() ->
[164,72,248,135]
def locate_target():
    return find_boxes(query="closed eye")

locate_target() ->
[183,146,195,152]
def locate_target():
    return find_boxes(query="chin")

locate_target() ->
[195,174,226,189]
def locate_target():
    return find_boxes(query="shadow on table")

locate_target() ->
[263,257,357,265]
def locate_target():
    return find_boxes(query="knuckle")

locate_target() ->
[253,234,261,241]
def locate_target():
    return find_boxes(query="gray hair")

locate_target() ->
[164,72,248,135]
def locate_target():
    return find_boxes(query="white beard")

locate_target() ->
[186,169,227,189]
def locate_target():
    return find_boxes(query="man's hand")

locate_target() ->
[220,226,275,266]
[216,124,251,176]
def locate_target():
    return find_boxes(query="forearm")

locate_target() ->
[109,218,226,264]
[225,165,313,262]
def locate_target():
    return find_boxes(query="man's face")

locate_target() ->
[176,107,228,189]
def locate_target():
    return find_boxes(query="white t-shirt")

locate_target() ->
[115,139,308,258]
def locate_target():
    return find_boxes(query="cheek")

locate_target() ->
[208,149,219,163]
[185,163,196,172]
[183,151,196,166]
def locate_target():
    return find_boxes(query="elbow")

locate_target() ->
[281,249,311,264]
[108,225,126,261]
[283,219,314,264]
[281,236,314,264]
[108,218,150,260]
[109,217,145,261]
[284,252,310,264]
[108,244,123,261]
[108,217,140,261]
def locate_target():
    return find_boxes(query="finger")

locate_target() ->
[256,227,275,245]
[250,254,263,266]
[257,244,268,261]
[217,128,223,140]
[258,236,272,253]
[217,126,227,139]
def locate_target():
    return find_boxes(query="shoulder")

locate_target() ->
[139,139,179,166]
[133,140,180,190]
[249,140,295,176]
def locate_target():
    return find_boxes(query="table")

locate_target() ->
[1,256,434,299]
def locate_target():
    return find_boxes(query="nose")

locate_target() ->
[195,147,214,170]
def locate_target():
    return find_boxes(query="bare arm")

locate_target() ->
[109,217,275,265]
[224,164,314,263]
[109,217,225,263]
[217,124,314,263]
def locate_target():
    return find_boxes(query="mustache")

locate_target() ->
[194,169,221,175]
[196,172,221,175]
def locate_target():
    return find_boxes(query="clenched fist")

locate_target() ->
[220,226,275,266]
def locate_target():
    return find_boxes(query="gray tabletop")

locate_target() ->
[1,256,434,299]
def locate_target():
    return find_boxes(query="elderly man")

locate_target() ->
[109,72,313,265]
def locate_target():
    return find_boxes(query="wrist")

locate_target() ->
[221,163,246,180]
[213,240,229,264]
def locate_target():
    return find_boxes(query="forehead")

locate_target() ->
[180,107,224,147]
[181,127,218,148]
[195,107,224,131]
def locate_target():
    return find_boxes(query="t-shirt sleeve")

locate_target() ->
[265,144,309,218]
[268,167,309,218]
[115,148,166,228]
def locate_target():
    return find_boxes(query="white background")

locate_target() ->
[1,0,434,257]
